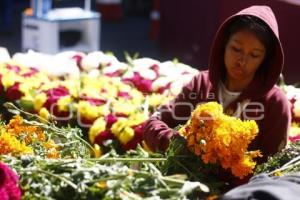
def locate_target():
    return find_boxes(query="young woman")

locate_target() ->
[143,5,291,163]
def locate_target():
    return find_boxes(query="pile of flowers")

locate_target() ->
[0,108,208,199]
[179,102,262,179]
[0,52,198,153]
[0,104,91,159]
[0,115,59,158]
[79,52,199,95]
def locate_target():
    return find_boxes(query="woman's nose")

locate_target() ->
[237,54,247,67]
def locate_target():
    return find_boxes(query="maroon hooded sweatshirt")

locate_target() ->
[143,5,291,163]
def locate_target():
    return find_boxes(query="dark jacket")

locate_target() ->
[143,5,291,163]
[220,173,300,200]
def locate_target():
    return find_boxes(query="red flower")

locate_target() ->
[72,54,84,70]
[115,113,128,118]
[105,114,118,128]
[0,74,4,95]
[123,72,152,94]
[156,82,171,94]
[150,64,160,78]
[121,123,145,151]
[44,86,69,109]
[94,130,115,145]
[43,86,70,118]
[0,162,21,200]
[21,68,39,77]
[5,82,24,101]
[117,91,132,100]
[289,135,300,143]
[6,65,21,74]
[104,70,123,77]
[80,95,107,106]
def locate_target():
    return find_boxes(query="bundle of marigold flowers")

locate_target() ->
[0,115,61,158]
[179,102,262,179]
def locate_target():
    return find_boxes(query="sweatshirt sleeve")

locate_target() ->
[259,88,291,161]
[143,73,201,152]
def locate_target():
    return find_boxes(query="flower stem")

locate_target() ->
[21,168,77,189]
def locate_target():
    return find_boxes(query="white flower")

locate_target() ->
[122,70,134,79]
[102,62,128,74]
[139,69,157,80]
[131,57,160,71]
[0,47,11,62]
[283,85,300,100]
[55,51,85,60]
[158,61,177,76]
[170,81,184,95]
[159,61,199,77]
[176,62,199,74]
[179,181,209,195]
[152,77,172,91]
[12,50,45,70]
[87,69,101,78]
[81,51,118,71]
[169,75,195,95]
[12,50,80,78]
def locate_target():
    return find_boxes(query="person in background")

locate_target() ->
[143,5,291,164]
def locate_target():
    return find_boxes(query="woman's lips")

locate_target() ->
[231,67,244,77]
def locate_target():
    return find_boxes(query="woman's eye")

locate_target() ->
[251,54,260,58]
[231,46,241,52]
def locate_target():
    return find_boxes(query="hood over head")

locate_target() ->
[209,5,284,99]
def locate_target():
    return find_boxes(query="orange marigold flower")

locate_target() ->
[180,102,261,179]
[6,115,46,144]
[0,131,33,155]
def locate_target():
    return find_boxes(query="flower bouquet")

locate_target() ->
[160,102,262,194]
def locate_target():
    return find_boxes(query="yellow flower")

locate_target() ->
[113,102,137,116]
[19,82,31,94]
[0,131,33,155]
[34,93,47,111]
[128,90,144,105]
[148,94,172,108]
[78,101,109,121]
[128,112,148,127]
[119,127,134,144]
[180,102,261,179]
[111,118,128,137]
[62,79,80,97]
[46,147,60,159]
[2,73,22,89]
[274,171,283,177]
[289,123,300,137]
[44,139,60,159]
[93,144,103,158]
[89,118,106,143]
[57,95,72,112]
[111,118,136,144]
[39,107,51,120]
[96,181,107,189]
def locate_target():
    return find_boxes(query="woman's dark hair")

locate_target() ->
[223,15,277,76]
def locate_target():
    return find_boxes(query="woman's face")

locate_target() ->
[224,29,266,85]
